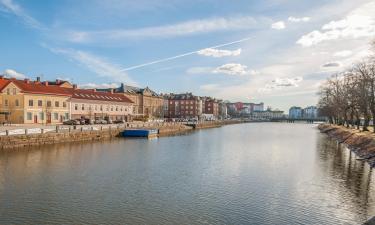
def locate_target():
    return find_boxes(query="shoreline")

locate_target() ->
[0,120,244,150]
[318,124,375,168]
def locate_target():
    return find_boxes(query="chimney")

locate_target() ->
[73,84,77,89]
[56,79,61,85]
[24,78,30,84]
[93,89,97,92]
[36,77,41,82]
[120,83,124,91]
[44,81,49,86]
[110,88,114,94]
[0,75,3,79]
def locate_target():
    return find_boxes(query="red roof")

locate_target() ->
[71,89,133,103]
[0,78,133,103]
[0,79,11,91]
[9,80,72,96]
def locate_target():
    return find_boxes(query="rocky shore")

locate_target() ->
[318,124,375,168]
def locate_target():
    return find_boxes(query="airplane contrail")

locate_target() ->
[121,36,252,71]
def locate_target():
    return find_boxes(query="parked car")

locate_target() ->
[85,118,94,125]
[63,120,79,125]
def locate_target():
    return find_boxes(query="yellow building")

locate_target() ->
[0,78,71,124]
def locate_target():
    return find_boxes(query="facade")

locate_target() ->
[166,93,203,119]
[227,102,265,117]
[0,78,71,124]
[70,89,133,121]
[252,109,285,120]
[98,83,163,118]
[218,101,228,119]
[289,106,303,119]
[303,106,318,119]
[202,97,219,120]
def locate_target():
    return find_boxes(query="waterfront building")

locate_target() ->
[0,77,71,124]
[98,83,163,119]
[218,100,228,119]
[202,97,219,120]
[251,109,285,120]
[303,106,318,119]
[70,88,134,121]
[289,106,303,119]
[166,93,203,119]
[227,102,265,117]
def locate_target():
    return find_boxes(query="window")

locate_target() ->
[47,101,51,107]
[38,100,42,107]
[95,105,97,110]
[15,99,19,107]
[27,112,32,120]
[54,113,58,120]
[13,88,16,95]
[82,104,85,110]
[75,104,78,110]
[63,102,67,108]
[65,113,69,120]
[29,100,33,107]
[116,106,118,111]
[100,105,103,111]
[6,89,10,95]
[55,101,59,107]
[39,112,44,120]
[4,100,8,106]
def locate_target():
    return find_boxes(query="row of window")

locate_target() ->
[28,100,67,108]
[3,99,20,107]
[26,112,70,121]
[170,101,196,105]
[74,104,129,112]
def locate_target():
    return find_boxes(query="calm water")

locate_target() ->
[0,123,374,224]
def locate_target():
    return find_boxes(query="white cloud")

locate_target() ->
[65,16,259,42]
[213,63,250,76]
[321,61,342,68]
[258,77,303,92]
[0,0,44,30]
[297,1,375,47]
[2,69,26,79]
[197,48,241,58]
[333,50,353,57]
[45,46,137,85]
[288,17,311,23]
[79,83,119,89]
[271,21,286,30]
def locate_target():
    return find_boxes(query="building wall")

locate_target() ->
[23,94,70,124]
[0,82,24,123]
[167,99,201,119]
[70,98,133,121]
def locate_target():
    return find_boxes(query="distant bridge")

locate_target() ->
[269,118,326,123]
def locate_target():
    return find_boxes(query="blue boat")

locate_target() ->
[121,129,158,138]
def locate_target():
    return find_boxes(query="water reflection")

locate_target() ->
[0,123,373,224]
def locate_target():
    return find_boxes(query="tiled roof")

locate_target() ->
[2,79,72,96]
[0,79,11,91]
[0,78,133,103]
[71,89,133,103]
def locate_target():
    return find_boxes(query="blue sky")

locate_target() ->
[1,0,375,111]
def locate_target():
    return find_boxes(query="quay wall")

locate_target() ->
[318,124,375,168]
[0,120,244,150]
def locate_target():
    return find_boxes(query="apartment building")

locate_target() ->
[0,77,71,124]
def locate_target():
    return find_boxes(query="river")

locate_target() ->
[0,123,373,224]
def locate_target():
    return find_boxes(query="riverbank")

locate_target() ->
[0,120,243,150]
[318,124,375,168]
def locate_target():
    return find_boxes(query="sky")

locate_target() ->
[1,0,375,111]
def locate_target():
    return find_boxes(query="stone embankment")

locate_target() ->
[0,120,244,150]
[318,124,375,168]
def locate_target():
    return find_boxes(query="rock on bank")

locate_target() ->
[318,124,375,168]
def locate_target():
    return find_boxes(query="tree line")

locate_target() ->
[318,40,375,132]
